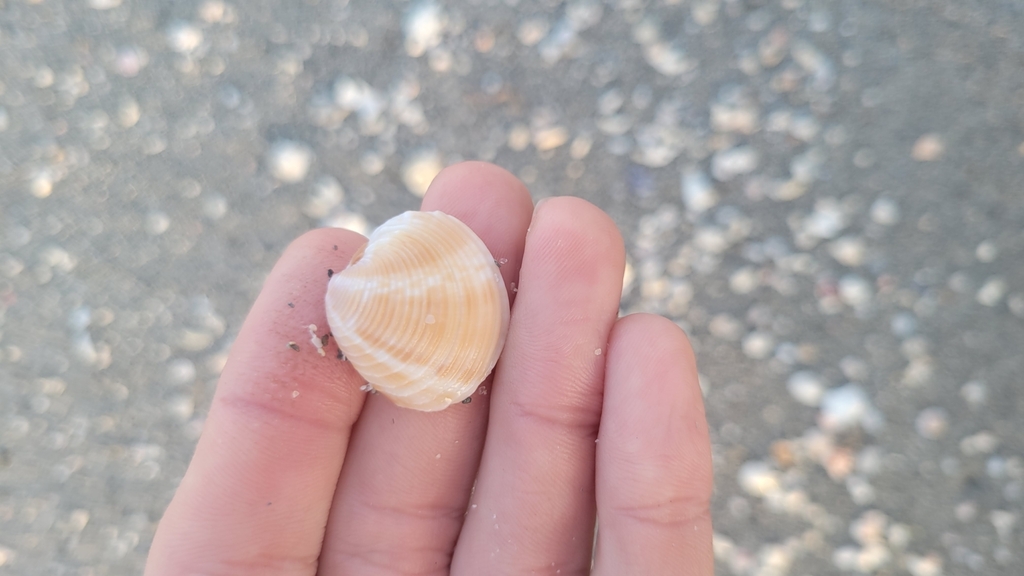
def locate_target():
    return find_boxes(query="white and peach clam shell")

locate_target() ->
[325,211,510,411]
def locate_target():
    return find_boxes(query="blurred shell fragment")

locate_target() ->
[325,211,510,411]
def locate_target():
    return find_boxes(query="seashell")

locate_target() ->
[325,211,510,411]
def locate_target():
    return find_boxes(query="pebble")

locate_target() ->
[758,26,790,68]
[532,126,570,151]
[887,523,912,549]
[333,76,386,125]
[632,124,688,167]
[597,88,625,116]
[915,407,949,440]
[819,383,878,433]
[974,240,998,262]
[643,41,695,76]
[808,8,832,32]
[114,45,149,78]
[569,134,593,159]
[88,0,121,9]
[70,333,99,366]
[790,148,825,184]
[596,116,631,139]
[693,226,730,254]
[911,133,946,161]
[869,197,900,226]
[737,460,781,497]
[1008,293,1024,318]
[202,194,229,220]
[947,271,973,293]
[905,554,943,576]
[901,358,934,387]
[846,475,876,505]
[176,329,214,352]
[403,1,445,58]
[117,96,141,128]
[566,1,603,32]
[838,274,872,308]
[302,176,345,219]
[960,380,988,408]
[198,1,228,23]
[790,40,835,91]
[711,146,759,181]
[165,358,197,386]
[955,500,978,523]
[960,431,999,456]
[990,510,1017,543]
[827,236,866,267]
[832,546,859,571]
[850,509,888,545]
[987,456,1007,479]
[267,140,314,183]
[710,86,759,135]
[401,148,444,197]
[787,370,826,407]
[681,167,719,215]
[144,211,170,236]
[709,314,744,341]
[802,199,848,240]
[322,210,371,236]
[507,124,531,151]
[621,260,635,296]
[890,312,918,338]
[166,21,204,55]
[166,395,195,422]
[0,254,25,278]
[728,266,759,295]
[360,150,385,175]
[975,277,1007,307]
[791,113,821,143]
[741,331,775,360]
[855,543,891,572]
[30,170,54,199]
[538,18,578,65]
[516,17,550,47]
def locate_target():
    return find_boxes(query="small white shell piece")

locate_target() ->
[325,211,510,411]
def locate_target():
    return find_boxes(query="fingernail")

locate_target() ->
[533,196,553,215]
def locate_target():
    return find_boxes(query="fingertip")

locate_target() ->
[286,226,368,254]
[422,161,535,219]
[532,196,625,252]
[603,313,708,472]
[148,226,371,575]
[607,313,698,391]
[525,196,626,300]
[595,312,713,575]
[420,161,534,301]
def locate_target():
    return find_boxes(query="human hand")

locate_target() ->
[145,162,713,575]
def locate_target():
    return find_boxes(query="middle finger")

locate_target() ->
[317,162,534,575]
[453,197,626,575]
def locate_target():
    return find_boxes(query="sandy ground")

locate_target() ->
[1,0,1023,574]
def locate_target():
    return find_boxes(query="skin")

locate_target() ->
[145,161,714,576]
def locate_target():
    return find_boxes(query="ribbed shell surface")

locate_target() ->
[325,211,510,411]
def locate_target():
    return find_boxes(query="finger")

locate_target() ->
[317,161,534,575]
[146,228,368,576]
[453,197,626,575]
[592,314,713,576]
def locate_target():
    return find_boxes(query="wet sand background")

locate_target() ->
[1,1,1023,574]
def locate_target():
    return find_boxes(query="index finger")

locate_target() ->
[146,228,368,575]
